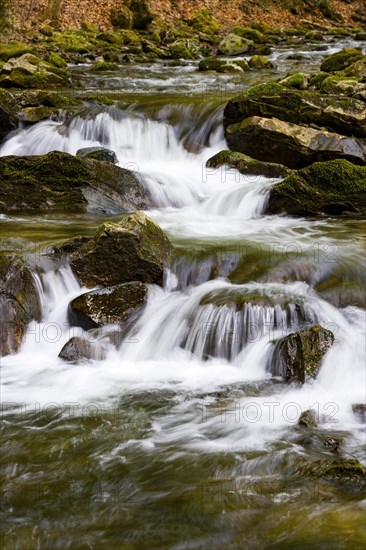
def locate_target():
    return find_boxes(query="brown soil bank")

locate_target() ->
[8,0,366,30]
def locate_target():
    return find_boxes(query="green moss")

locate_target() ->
[304,31,324,41]
[118,29,141,45]
[320,75,358,94]
[280,72,309,89]
[309,71,330,89]
[40,25,54,37]
[49,51,67,68]
[187,8,220,35]
[81,94,113,106]
[320,48,364,72]
[232,26,266,43]
[0,42,33,62]
[244,81,284,98]
[110,6,133,29]
[80,21,97,32]
[91,62,119,72]
[169,42,192,60]
[248,55,273,70]
[96,32,122,45]
[325,27,352,36]
[299,459,366,486]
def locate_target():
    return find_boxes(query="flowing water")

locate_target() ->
[1,41,366,549]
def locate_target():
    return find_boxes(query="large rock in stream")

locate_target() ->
[0,255,41,356]
[266,159,366,217]
[68,282,148,330]
[59,211,173,288]
[0,151,152,214]
[224,116,366,168]
[271,325,334,384]
[224,82,366,139]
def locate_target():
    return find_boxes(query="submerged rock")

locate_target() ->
[65,211,173,288]
[206,150,291,178]
[0,255,41,356]
[58,336,106,362]
[224,115,366,169]
[298,458,366,488]
[266,159,366,217]
[271,325,334,383]
[76,146,118,164]
[224,82,366,138]
[0,152,152,214]
[68,282,148,330]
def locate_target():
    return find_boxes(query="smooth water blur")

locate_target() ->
[1,40,366,548]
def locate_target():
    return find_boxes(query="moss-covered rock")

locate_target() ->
[266,159,366,217]
[76,146,117,164]
[0,42,33,62]
[0,151,152,214]
[110,5,133,29]
[340,59,366,80]
[58,336,106,362]
[320,48,365,73]
[248,55,273,70]
[127,0,154,30]
[232,26,266,43]
[320,75,360,95]
[0,88,17,140]
[198,57,249,73]
[48,51,68,68]
[206,150,291,178]
[68,282,148,329]
[218,34,254,56]
[187,8,220,36]
[298,459,366,488]
[280,72,309,89]
[0,255,41,357]
[225,115,366,169]
[0,53,71,89]
[91,61,119,71]
[65,211,173,288]
[169,41,193,60]
[223,81,366,138]
[271,325,334,383]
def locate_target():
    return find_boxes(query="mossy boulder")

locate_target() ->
[91,61,119,72]
[68,282,147,330]
[0,53,71,89]
[206,150,291,178]
[48,52,68,69]
[110,5,134,29]
[218,34,254,56]
[248,55,273,70]
[169,42,193,60]
[225,116,366,169]
[199,57,249,73]
[127,0,154,30]
[320,48,365,73]
[271,325,334,383]
[0,152,152,214]
[0,88,17,140]
[321,75,360,95]
[340,59,366,80]
[187,8,220,36]
[58,337,106,362]
[266,159,366,217]
[65,211,173,288]
[280,72,309,89]
[0,42,33,62]
[232,26,266,43]
[199,57,250,73]
[76,146,117,164]
[223,82,366,139]
[298,459,366,488]
[298,409,317,428]
[0,255,41,356]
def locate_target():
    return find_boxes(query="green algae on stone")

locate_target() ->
[280,72,309,89]
[91,61,119,72]
[266,159,366,217]
[320,48,365,73]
